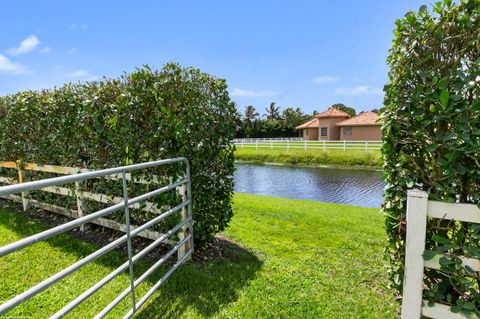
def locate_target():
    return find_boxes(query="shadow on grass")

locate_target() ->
[0,204,262,318]
[135,239,262,318]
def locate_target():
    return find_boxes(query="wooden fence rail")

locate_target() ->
[0,161,176,244]
[402,189,480,319]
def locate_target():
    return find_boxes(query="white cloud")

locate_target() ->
[40,47,52,53]
[334,85,383,96]
[67,47,78,55]
[69,24,88,30]
[312,75,340,84]
[7,35,40,56]
[0,54,32,74]
[66,69,89,77]
[230,88,280,98]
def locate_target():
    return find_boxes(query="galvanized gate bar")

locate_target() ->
[50,219,192,319]
[0,193,190,315]
[95,234,193,319]
[0,158,194,317]
[123,250,194,319]
[122,170,137,312]
[0,157,187,196]
[0,178,188,257]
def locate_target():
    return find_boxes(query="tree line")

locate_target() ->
[235,102,376,138]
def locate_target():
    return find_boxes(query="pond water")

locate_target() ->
[234,163,385,208]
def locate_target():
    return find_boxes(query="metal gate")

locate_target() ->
[0,157,194,318]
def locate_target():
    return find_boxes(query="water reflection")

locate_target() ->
[234,163,385,208]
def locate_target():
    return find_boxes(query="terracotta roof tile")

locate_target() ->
[314,107,351,118]
[295,118,319,129]
[336,111,381,126]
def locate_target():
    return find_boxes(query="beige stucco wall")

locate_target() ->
[317,117,347,140]
[302,128,318,140]
[339,125,382,141]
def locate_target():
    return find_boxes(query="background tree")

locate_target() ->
[330,103,356,116]
[265,102,280,120]
[282,107,310,131]
[235,103,355,138]
[242,105,260,137]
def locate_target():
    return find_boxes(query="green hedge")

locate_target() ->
[0,63,237,246]
[383,0,480,314]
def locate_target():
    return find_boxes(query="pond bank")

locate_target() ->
[235,148,382,169]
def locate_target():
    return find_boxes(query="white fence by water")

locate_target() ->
[402,189,480,319]
[234,139,381,151]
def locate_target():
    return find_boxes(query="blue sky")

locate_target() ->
[1,1,429,115]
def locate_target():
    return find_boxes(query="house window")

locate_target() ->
[320,127,328,137]
[343,127,352,136]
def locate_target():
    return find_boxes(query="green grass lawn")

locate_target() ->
[235,147,382,168]
[0,194,398,318]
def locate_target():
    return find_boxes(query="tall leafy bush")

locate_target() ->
[0,63,237,246]
[383,0,480,313]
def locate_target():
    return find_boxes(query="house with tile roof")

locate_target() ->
[295,108,381,141]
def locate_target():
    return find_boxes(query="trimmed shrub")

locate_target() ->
[0,63,237,246]
[383,0,480,313]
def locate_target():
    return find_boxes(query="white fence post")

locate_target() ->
[270,141,273,149]
[323,140,326,151]
[304,140,307,150]
[365,141,368,152]
[287,140,289,151]
[402,189,429,319]
[343,140,346,151]
[256,141,258,150]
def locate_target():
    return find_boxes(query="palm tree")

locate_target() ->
[265,102,280,120]
[282,107,308,130]
[243,105,259,137]
[244,105,259,123]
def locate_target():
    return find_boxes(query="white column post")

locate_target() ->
[401,189,429,319]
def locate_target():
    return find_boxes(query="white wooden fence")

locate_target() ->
[233,137,302,143]
[234,139,382,151]
[0,161,178,244]
[402,189,480,319]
